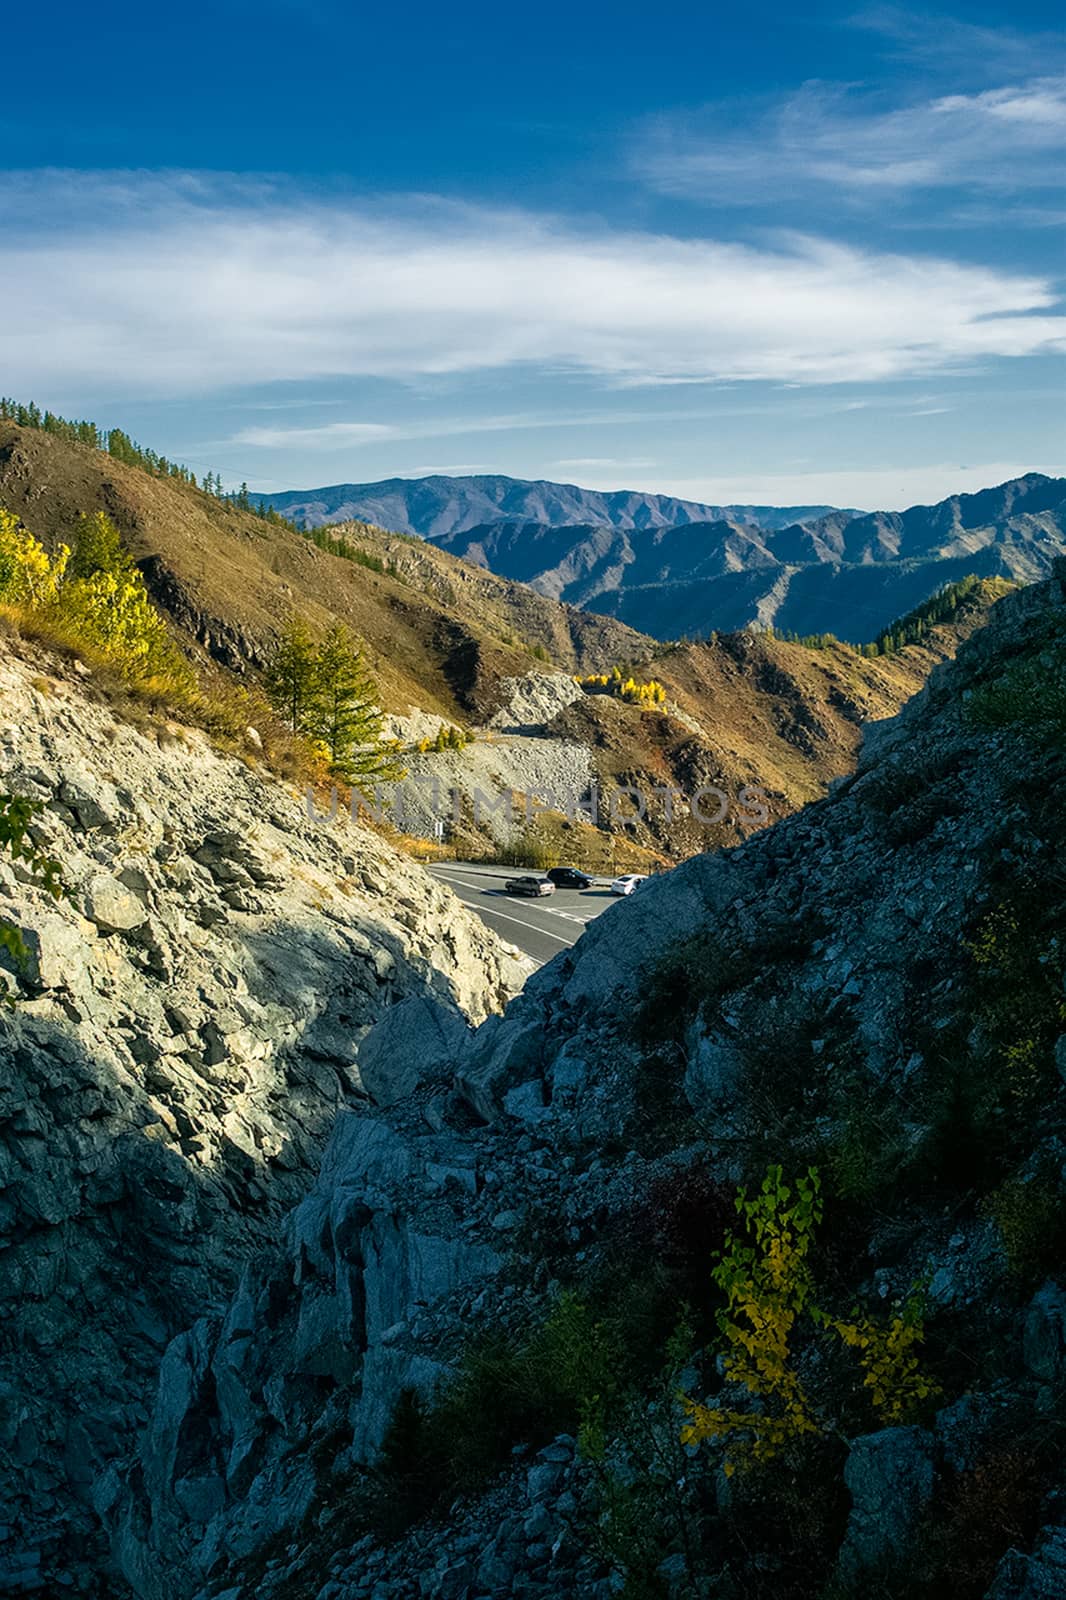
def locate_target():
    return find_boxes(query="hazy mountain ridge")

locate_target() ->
[261,470,1066,641]
[419,473,1066,640]
[260,473,839,538]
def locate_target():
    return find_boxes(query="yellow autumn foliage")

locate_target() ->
[823,1293,940,1426]
[577,669,667,708]
[0,509,68,608]
[681,1166,822,1472]
[0,505,188,690]
[682,1166,940,1473]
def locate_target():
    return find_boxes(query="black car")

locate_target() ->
[546,866,593,889]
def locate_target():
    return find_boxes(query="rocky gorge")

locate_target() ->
[87,567,1066,1599]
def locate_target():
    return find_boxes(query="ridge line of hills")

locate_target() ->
[259,469,1066,643]
[257,471,842,538]
[0,419,1004,865]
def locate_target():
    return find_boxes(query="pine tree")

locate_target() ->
[264,618,319,735]
[307,625,394,784]
[67,511,133,582]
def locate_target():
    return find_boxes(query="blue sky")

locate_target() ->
[2,2,1064,509]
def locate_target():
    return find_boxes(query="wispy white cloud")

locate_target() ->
[234,421,396,449]
[229,411,673,450]
[224,399,878,454]
[2,170,1065,397]
[849,8,1066,81]
[555,456,658,469]
[635,74,1066,204]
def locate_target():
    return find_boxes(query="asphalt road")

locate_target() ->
[427,861,620,966]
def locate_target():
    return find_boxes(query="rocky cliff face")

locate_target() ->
[109,570,1066,1599]
[0,641,525,1596]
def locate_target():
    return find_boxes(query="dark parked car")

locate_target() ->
[546,866,593,889]
[504,875,556,897]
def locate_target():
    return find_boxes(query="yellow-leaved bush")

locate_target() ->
[55,568,175,678]
[681,1165,940,1474]
[681,1166,822,1472]
[0,510,68,609]
[0,506,186,689]
[822,1289,940,1427]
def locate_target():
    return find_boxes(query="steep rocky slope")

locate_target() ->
[0,637,527,1596]
[109,568,1066,1598]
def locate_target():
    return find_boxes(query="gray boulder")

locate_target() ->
[838,1427,936,1581]
[83,872,148,933]
[1023,1281,1066,1383]
[683,1017,745,1115]
[356,995,471,1106]
[987,1527,1066,1599]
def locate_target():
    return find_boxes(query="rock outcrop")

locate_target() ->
[487,672,584,735]
[109,568,1066,1597]
[0,643,524,1595]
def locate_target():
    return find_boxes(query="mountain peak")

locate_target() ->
[257,469,1066,643]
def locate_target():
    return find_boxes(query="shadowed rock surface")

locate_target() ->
[108,569,1066,1597]
[0,643,525,1596]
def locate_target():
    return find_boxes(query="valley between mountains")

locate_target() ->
[0,416,1064,1600]
[0,421,1009,870]
[262,469,1066,642]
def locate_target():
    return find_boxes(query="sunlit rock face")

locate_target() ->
[0,643,521,1596]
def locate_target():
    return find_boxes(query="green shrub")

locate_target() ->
[632,930,756,1046]
[981,1176,1066,1288]
[965,612,1066,745]
[910,893,1066,1193]
[490,836,557,870]
[370,1290,627,1532]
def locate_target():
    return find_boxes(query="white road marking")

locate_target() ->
[463,905,575,946]
[432,875,599,928]
[429,873,576,945]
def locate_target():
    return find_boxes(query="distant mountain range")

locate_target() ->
[261,474,838,539]
[260,471,1066,642]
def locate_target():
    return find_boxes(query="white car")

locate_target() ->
[609,873,648,897]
